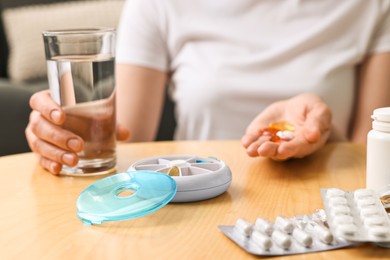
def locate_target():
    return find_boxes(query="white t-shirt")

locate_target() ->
[116,0,390,140]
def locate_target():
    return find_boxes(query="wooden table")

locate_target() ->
[0,141,388,259]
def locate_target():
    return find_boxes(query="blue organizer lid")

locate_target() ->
[77,170,177,224]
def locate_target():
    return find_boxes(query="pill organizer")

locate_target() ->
[218,212,353,256]
[128,154,232,202]
[321,188,390,242]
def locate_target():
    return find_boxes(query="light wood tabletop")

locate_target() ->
[0,141,389,259]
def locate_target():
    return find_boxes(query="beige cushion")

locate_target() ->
[3,0,124,82]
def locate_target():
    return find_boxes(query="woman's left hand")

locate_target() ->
[241,93,332,160]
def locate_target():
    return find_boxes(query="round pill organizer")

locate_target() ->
[128,154,232,202]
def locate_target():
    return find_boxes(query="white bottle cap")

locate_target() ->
[372,107,390,122]
[372,107,390,132]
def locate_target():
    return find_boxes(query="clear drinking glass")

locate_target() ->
[43,28,116,176]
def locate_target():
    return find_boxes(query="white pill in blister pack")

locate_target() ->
[356,198,376,209]
[271,229,292,249]
[326,188,346,199]
[335,223,358,236]
[311,223,333,244]
[275,216,294,234]
[321,188,390,242]
[292,228,313,247]
[354,189,375,200]
[360,207,381,218]
[368,226,389,238]
[234,218,253,237]
[332,215,354,226]
[254,218,273,236]
[252,229,273,250]
[364,216,386,227]
[329,205,351,216]
[328,197,348,206]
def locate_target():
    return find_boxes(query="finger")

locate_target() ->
[29,90,65,125]
[275,138,306,160]
[276,133,326,160]
[241,132,261,148]
[29,110,83,152]
[27,125,79,166]
[257,141,279,158]
[302,102,332,143]
[39,156,62,175]
[26,125,80,176]
[36,139,79,167]
[245,136,270,157]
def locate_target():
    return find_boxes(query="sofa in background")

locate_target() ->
[0,0,176,156]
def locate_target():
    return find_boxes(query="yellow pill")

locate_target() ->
[167,166,180,176]
[268,121,295,131]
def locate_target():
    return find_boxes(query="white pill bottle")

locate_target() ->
[366,107,390,193]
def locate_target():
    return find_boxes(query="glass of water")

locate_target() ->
[43,28,116,176]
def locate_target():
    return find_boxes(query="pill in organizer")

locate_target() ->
[218,211,352,256]
[321,188,390,242]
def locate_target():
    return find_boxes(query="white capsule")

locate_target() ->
[254,218,273,236]
[360,207,381,218]
[328,197,348,206]
[252,230,273,250]
[368,226,390,238]
[335,223,358,236]
[276,130,294,141]
[326,188,346,199]
[332,215,354,226]
[292,228,313,247]
[271,229,292,249]
[330,205,351,217]
[356,198,377,209]
[354,189,376,200]
[235,218,253,237]
[313,224,333,244]
[282,130,295,140]
[364,216,387,227]
[275,216,294,234]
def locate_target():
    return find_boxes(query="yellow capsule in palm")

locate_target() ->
[268,121,295,131]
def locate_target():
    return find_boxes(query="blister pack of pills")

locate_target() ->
[218,212,353,256]
[321,188,390,242]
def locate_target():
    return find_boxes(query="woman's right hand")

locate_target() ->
[25,90,131,175]
[25,90,84,174]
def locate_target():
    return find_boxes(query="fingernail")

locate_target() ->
[50,110,61,123]
[67,138,82,151]
[62,153,76,165]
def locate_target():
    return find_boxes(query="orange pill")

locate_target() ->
[259,127,279,136]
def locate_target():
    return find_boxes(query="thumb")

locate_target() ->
[302,102,332,143]
[302,126,321,143]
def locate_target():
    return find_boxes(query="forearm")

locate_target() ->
[349,52,390,144]
[116,64,168,142]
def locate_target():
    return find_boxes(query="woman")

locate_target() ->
[26,0,390,174]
